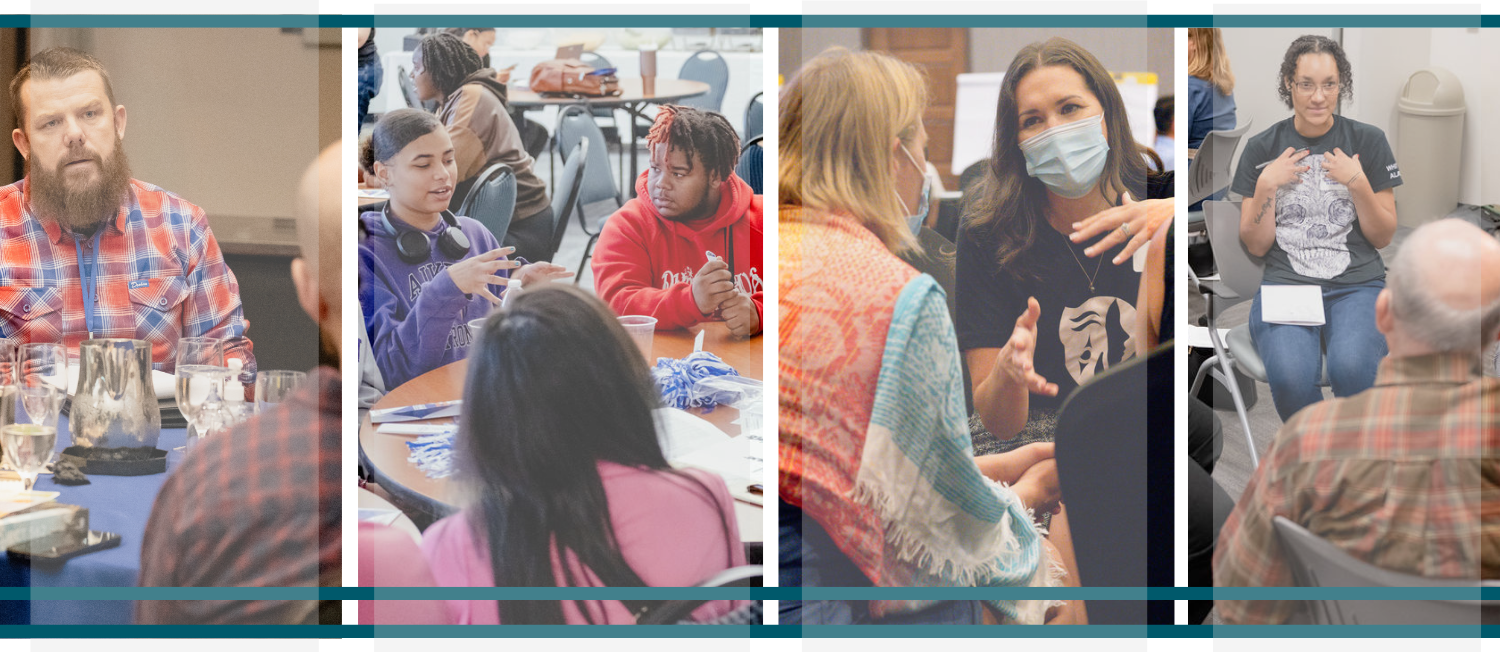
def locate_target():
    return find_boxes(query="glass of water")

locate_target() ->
[179,365,235,444]
[19,385,63,431]
[3,423,56,492]
[19,343,67,393]
[254,370,307,414]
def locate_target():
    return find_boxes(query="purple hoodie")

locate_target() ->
[359,210,510,388]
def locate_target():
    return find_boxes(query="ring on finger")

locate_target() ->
[1119,222,1132,236]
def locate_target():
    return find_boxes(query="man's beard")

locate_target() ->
[29,138,132,231]
[663,187,718,224]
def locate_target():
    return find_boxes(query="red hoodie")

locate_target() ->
[593,171,763,331]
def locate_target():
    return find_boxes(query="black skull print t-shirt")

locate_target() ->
[1230,114,1402,286]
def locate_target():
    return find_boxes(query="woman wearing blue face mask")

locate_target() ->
[956,38,1175,445]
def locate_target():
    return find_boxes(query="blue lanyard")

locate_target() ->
[72,231,102,339]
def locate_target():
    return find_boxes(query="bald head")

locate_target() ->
[291,141,343,359]
[1378,219,1500,357]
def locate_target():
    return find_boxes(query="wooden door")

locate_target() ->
[864,28,968,188]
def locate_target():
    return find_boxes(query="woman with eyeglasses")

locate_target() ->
[1231,35,1399,422]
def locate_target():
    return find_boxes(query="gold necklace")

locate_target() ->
[1064,236,1105,294]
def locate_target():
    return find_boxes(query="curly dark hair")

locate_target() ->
[1277,35,1352,110]
[417,32,483,99]
[646,105,741,182]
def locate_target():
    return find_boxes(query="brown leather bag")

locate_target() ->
[529,59,621,97]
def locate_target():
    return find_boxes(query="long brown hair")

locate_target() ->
[964,37,1154,279]
[1188,28,1235,95]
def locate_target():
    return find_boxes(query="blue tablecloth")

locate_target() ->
[0,419,186,624]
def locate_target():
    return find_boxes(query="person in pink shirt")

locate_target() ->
[420,284,747,624]
[358,522,450,625]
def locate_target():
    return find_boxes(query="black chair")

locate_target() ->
[549,138,590,264]
[1054,345,1173,624]
[735,135,763,195]
[635,566,764,625]
[677,50,729,112]
[397,65,437,113]
[555,105,625,280]
[456,163,517,244]
[744,91,764,142]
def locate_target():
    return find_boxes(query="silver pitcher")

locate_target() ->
[71,339,160,449]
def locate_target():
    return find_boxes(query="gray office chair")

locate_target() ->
[579,51,627,187]
[1190,200,1328,467]
[455,162,517,245]
[556,105,625,280]
[549,138,590,264]
[1273,516,1500,624]
[677,50,729,112]
[634,565,763,625]
[1188,119,1252,207]
[735,135,762,195]
[744,91,764,142]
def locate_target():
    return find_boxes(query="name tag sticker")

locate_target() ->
[128,279,149,289]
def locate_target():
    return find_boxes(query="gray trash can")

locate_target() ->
[1395,67,1465,228]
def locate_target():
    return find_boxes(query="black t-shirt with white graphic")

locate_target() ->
[1231,115,1402,286]
[955,172,1169,410]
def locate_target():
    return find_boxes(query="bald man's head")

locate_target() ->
[291,141,343,360]
[1378,219,1500,356]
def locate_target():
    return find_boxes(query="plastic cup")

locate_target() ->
[618,316,658,362]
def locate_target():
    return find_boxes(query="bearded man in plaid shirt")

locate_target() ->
[1214,218,1500,624]
[0,47,252,371]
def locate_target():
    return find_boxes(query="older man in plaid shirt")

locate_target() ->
[0,47,252,371]
[1214,218,1500,624]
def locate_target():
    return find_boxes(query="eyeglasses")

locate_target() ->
[1293,81,1340,96]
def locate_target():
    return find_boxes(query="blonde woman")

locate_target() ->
[779,47,1082,626]
[1188,28,1236,151]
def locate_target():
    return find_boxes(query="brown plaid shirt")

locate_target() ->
[137,368,341,624]
[1213,353,1500,624]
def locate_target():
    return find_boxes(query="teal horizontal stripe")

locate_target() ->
[3,586,1498,601]
[21,15,322,27]
[801,15,1147,27]
[1150,14,1482,27]
[371,15,769,28]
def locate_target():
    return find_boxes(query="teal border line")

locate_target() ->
[2,586,1498,600]
[5,624,1500,639]
[0,15,1486,28]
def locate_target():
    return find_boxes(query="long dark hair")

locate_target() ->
[457,284,731,624]
[964,37,1158,280]
[417,32,483,99]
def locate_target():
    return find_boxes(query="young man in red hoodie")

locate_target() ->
[592,105,764,337]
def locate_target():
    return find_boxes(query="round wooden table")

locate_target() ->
[508,78,711,196]
[360,321,763,542]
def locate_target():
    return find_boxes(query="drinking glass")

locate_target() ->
[19,343,67,393]
[175,337,224,444]
[254,370,307,414]
[2,423,56,492]
[19,385,63,431]
[179,365,235,445]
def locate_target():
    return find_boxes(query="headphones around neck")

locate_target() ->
[381,203,472,264]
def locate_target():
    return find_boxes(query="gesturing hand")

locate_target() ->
[719,292,760,338]
[691,258,736,315]
[993,297,1059,397]
[512,261,573,286]
[1257,147,1311,193]
[448,246,519,305]
[1069,192,1174,265]
[1322,147,1365,188]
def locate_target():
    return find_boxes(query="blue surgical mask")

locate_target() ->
[1019,114,1110,199]
[894,143,932,235]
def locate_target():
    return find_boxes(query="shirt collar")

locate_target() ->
[23,176,134,244]
[1373,352,1481,388]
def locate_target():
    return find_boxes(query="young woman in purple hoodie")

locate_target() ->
[359,109,568,388]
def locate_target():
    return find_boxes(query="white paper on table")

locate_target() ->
[357,508,402,527]
[0,489,60,517]
[1186,326,1233,350]
[377,423,458,437]
[655,407,730,461]
[671,433,764,506]
[1260,285,1326,326]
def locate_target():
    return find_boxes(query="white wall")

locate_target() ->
[31,28,323,223]
[1221,28,1492,206]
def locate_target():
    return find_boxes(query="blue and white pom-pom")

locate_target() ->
[652,351,740,411]
[406,431,456,479]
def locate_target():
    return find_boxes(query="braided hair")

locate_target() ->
[417,32,483,99]
[645,105,740,182]
[1277,34,1353,109]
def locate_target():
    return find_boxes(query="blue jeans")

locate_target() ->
[1248,280,1388,421]
[778,499,983,625]
[357,58,384,129]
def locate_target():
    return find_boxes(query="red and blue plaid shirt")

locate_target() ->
[0,177,253,371]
